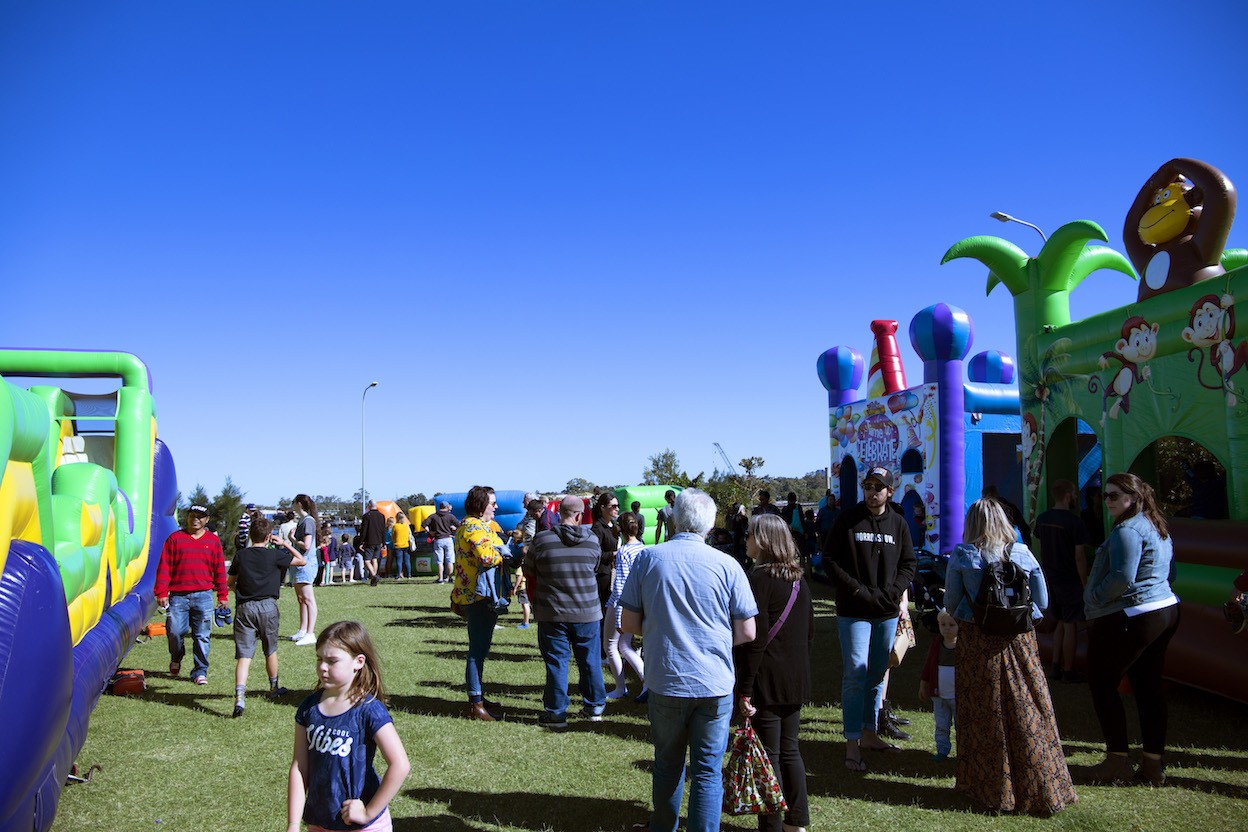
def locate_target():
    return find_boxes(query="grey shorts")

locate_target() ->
[234,598,280,659]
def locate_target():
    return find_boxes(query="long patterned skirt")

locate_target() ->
[954,620,1077,815]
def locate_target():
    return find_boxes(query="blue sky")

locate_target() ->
[3,1,1246,505]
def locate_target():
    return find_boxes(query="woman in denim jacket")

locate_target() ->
[1083,472,1179,787]
[943,499,1076,816]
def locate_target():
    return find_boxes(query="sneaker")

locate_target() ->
[581,708,604,723]
[606,689,628,700]
[634,690,649,704]
[931,752,949,761]
[370,576,379,587]
[288,631,306,642]
[295,634,318,646]
[169,661,181,676]
[192,675,208,686]
[269,686,289,699]
[538,712,568,729]
[516,623,530,629]
[232,704,245,718]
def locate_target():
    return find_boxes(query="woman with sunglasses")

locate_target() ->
[453,485,507,722]
[591,493,621,609]
[1084,472,1179,786]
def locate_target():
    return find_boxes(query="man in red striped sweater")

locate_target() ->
[155,504,227,685]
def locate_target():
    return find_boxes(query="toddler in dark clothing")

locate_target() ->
[918,610,958,760]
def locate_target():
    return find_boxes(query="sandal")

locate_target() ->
[844,755,868,772]
[862,740,902,752]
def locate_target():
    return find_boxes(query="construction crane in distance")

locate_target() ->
[713,442,739,477]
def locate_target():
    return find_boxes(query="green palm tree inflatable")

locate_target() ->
[942,220,1138,521]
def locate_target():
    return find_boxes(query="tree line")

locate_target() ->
[178,449,825,559]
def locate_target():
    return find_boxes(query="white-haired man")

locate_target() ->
[620,489,757,832]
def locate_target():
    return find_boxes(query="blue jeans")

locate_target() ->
[837,615,897,739]
[464,600,498,698]
[537,620,606,716]
[394,548,411,578]
[933,696,955,756]
[647,692,732,832]
[167,590,214,678]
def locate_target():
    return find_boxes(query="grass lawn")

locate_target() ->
[53,577,1248,831]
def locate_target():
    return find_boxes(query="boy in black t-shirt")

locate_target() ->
[227,517,306,717]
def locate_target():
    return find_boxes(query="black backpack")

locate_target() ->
[971,556,1034,636]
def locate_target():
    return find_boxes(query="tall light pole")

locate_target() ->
[361,381,378,517]
[990,211,1047,243]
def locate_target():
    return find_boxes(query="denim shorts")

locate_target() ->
[291,561,318,584]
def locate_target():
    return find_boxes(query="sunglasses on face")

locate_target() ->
[1103,491,1126,502]
[862,482,887,492]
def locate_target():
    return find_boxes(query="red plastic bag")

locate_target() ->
[722,720,787,816]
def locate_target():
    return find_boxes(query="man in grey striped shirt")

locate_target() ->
[525,495,607,729]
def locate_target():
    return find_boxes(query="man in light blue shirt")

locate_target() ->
[621,489,757,832]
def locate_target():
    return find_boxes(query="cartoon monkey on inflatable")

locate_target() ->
[1090,315,1160,420]
[1183,292,1248,406]
[1124,158,1236,303]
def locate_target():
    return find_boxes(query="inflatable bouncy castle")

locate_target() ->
[817,310,1022,556]
[942,157,1248,702]
[0,348,178,832]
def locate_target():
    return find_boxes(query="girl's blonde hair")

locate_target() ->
[749,514,803,582]
[936,608,957,628]
[316,620,386,704]
[962,498,1017,560]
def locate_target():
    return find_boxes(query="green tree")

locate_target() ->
[643,449,688,486]
[213,477,247,559]
[565,477,597,495]
[703,456,766,524]
[181,484,210,520]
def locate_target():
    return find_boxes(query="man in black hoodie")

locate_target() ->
[827,466,916,771]
[526,495,607,729]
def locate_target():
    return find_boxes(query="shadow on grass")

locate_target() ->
[801,736,973,811]
[397,789,648,832]
[388,690,653,740]
[386,615,466,629]
[140,688,239,720]
[428,648,535,663]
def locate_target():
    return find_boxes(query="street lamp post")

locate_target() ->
[361,381,378,517]
[990,211,1047,243]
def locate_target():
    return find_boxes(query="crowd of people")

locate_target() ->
[150,468,1198,830]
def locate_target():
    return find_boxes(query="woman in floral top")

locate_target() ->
[453,485,506,722]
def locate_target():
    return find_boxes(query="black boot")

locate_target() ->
[878,708,910,741]
[882,699,911,725]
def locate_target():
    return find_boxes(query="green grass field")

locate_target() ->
[53,578,1248,831]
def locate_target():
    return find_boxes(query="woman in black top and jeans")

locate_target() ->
[735,513,813,832]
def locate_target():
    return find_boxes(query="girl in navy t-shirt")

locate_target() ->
[288,621,409,832]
